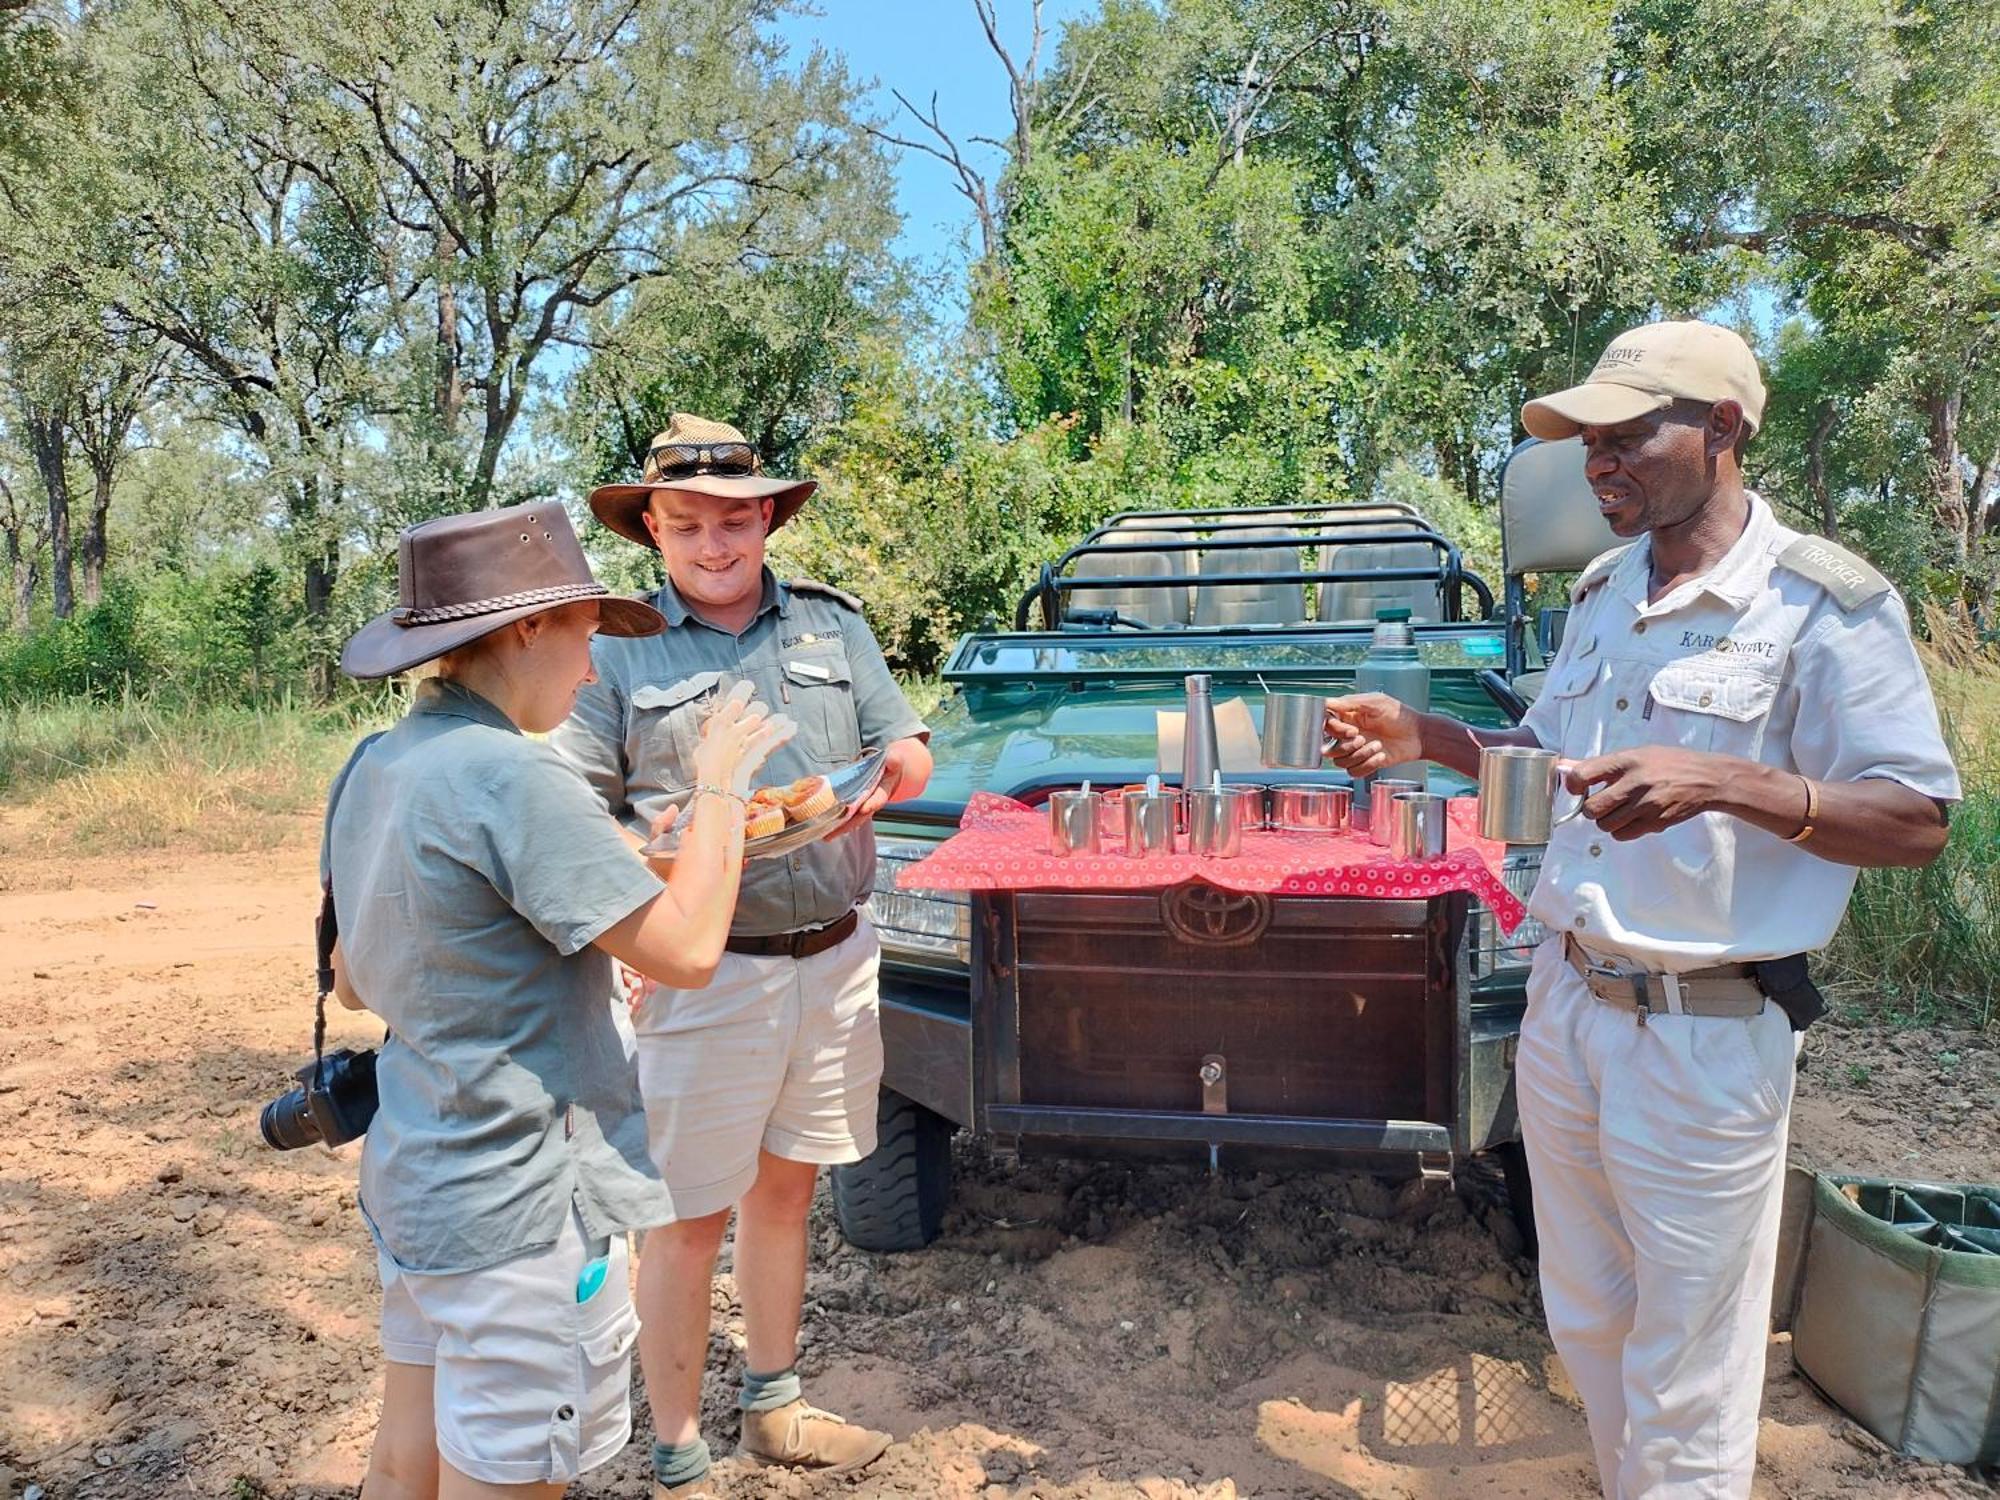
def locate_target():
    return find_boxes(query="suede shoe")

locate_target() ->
[738,1399,890,1475]
[653,1480,715,1500]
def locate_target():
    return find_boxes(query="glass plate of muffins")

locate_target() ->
[640,746,889,860]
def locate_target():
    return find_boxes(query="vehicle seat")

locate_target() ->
[1191,527,1305,627]
[1316,525,1444,623]
[1069,522,1191,626]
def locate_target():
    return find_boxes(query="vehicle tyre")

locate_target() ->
[830,1088,953,1252]
[1494,1139,1538,1259]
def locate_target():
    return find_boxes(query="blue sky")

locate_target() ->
[774,0,1100,286]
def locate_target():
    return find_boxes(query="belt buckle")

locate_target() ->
[1624,970,1684,1025]
[1578,948,1625,984]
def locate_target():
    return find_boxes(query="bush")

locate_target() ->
[1824,659,2000,1030]
[0,582,152,700]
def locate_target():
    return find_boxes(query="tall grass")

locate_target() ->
[1823,655,2000,1031]
[0,693,394,857]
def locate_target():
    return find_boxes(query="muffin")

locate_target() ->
[778,775,836,822]
[745,800,787,839]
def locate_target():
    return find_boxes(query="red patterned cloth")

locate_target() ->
[894,790,1526,932]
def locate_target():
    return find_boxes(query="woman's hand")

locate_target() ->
[692,681,797,795]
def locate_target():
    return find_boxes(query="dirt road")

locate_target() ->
[2,830,1992,1498]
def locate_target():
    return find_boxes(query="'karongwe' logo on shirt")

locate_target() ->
[1678,630,1779,662]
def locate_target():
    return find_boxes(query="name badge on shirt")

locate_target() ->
[785,660,834,682]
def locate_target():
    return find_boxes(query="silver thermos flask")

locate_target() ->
[1182,673,1220,795]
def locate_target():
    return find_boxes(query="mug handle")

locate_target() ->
[1551,761,1588,828]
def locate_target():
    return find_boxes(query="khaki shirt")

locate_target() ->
[1521,494,1960,971]
[550,571,929,937]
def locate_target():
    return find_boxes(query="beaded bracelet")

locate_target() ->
[690,784,747,810]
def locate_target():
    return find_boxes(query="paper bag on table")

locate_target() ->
[1156,697,1262,776]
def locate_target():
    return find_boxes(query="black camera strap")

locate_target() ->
[315,731,388,1087]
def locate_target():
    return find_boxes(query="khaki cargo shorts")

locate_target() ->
[628,911,883,1220]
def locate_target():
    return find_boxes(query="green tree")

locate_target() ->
[1625,0,2000,600]
[207,0,896,509]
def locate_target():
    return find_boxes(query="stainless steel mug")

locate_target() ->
[1048,790,1101,856]
[1272,785,1329,830]
[1272,784,1352,832]
[1187,787,1250,857]
[1122,788,1179,857]
[1389,791,1449,861]
[1261,692,1327,770]
[1477,746,1584,844]
[1233,783,1271,833]
[1096,788,1127,841]
[1322,785,1353,833]
[1366,778,1424,846]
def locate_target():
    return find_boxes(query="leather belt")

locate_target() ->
[1563,934,1766,1025]
[725,908,859,960]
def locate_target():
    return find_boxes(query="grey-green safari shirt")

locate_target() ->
[550,570,928,938]
[324,679,672,1274]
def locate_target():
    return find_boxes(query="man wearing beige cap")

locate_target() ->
[1325,321,1958,1497]
[551,415,932,1496]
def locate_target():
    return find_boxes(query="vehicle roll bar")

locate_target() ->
[1014,526,1495,629]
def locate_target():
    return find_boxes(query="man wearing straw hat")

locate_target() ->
[552,414,931,1497]
[1323,322,1959,1498]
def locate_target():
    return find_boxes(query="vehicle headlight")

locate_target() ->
[1470,847,1549,978]
[870,837,971,970]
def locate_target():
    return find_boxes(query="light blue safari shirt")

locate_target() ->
[324,678,671,1273]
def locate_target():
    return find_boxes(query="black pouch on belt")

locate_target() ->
[1750,954,1826,1032]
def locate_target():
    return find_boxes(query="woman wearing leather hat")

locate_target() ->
[327,502,798,1498]
[552,415,933,1497]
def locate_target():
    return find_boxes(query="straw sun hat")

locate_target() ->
[587,412,817,549]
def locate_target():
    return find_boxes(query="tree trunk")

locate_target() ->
[80,465,113,606]
[435,224,463,435]
[304,542,337,701]
[4,526,35,633]
[26,410,74,619]
[1969,447,1997,543]
[1805,399,1839,539]
[1924,389,1967,563]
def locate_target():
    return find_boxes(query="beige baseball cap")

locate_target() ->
[1522,320,1766,441]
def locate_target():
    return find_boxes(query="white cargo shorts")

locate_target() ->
[377,1208,640,1485]
[628,911,884,1220]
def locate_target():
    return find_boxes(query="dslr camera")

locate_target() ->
[259,1047,380,1151]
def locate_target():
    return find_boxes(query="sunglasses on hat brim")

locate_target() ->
[644,440,758,482]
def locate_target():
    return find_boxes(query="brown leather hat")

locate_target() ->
[340,503,664,679]
[588,412,816,549]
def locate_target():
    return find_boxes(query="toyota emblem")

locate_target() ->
[1159,885,1274,948]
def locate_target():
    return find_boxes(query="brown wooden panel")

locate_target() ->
[1004,889,1454,1123]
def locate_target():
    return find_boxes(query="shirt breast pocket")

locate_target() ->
[781,657,861,761]
[1645,664,1779,757]
[1544,658,1606,756]
[630,671,724,787]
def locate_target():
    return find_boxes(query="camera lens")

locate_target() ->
[259,1088,322,1151]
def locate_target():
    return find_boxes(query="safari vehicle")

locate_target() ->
[830,438,1618,1252]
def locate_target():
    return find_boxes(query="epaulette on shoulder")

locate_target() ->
[786,577,863,612]
[1570,543,1634,604]
[1775,535,1894,612]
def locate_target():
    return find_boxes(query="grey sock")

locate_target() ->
[651,1437,710,1488]
[739,1364,802,1413]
